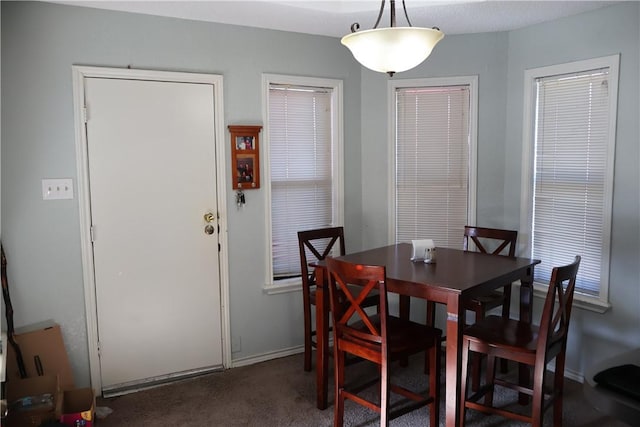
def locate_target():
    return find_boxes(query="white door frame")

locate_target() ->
[72,65,231,392]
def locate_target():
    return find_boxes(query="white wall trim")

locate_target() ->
[519,54,620,308]
[71,65,231,393]
[262,277,302,295]
[261,74,345,288]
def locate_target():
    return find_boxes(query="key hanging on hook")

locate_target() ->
[236,190,246,208]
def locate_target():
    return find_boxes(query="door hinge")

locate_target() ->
[90,225,96,242]
[97,341,101,357]
[218,243,221,252]
[82,106,88,123]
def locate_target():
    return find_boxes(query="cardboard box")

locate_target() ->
[60,388,96,427]
[4,375,62,427]
[6,321,75,390]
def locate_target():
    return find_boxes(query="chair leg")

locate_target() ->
[399,296,410,367]
[553,353,567,427]
[334,349,345,427]
[380,361,390,427]
[303,311,313,371]
[499,284,512,374]
[485,354,496,406]
[426,301,437,327]
[471,307,483,391]
[499,357,509,374]
[532,363,545,427]
[424,301,437,374]
[424,352,430,375]
[429,341,441,427]
[375,363,383,403]
[459,339,471,427]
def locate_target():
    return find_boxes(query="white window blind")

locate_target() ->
[269,84,334,279]
[532,68,611,296]
[395,85,471,247]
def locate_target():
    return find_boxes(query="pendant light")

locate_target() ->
[341,0,444,77]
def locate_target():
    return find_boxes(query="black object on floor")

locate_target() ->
[593,364,640,401]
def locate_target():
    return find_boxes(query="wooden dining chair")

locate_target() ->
[298,227,345,372]
[459,255,581,427]
[297,226,378,372]
[326,257,442,427]
[426,226,518,389]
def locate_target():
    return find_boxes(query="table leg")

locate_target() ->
[518,266,535,405]
[399,295,411,367]
[519,266,534,324]
[445,295,464,427]
[315,267,329,410]
[399,294,410,319]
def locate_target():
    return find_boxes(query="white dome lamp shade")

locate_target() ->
[341,0,444,77]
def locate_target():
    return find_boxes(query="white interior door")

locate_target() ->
[84,77,223,394]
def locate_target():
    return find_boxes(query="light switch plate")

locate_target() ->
[42,178,74,200]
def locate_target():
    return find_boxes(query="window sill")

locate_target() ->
[263,279,302,295]
[528,282,611,314]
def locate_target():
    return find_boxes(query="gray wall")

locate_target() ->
[1,1,362,387]
[361,1,640,378]
[2,1,639,388]
[503,2,640,373]
[361,30,510,252]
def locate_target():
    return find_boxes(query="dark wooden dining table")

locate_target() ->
[313,243,541,427]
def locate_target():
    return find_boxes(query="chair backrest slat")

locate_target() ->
[326,258,387,349]
[537,255,581,356]
[298,227,346,288]
[463,226,517,257]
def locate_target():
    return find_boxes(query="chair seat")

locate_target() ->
[345,314,441,353]
[464,315,540,353]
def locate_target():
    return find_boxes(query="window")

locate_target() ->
[520,55,619,312]
[389,77,478,247]
[262,74,343,292]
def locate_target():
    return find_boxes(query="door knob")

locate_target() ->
[204,225,215,235]
[204,212,215,223]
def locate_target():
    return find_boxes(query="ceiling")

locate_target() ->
[53,0,619,37]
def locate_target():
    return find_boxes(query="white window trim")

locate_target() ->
[387,76,479,243]
[519,55,619,312]
[261,74,345,294]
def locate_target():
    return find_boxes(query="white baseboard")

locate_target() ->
[231,345,304,368]
[545,358,584,383]
[229,345,586,385]
[562,367,584,383]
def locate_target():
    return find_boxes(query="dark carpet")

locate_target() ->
[95,353,628,426]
